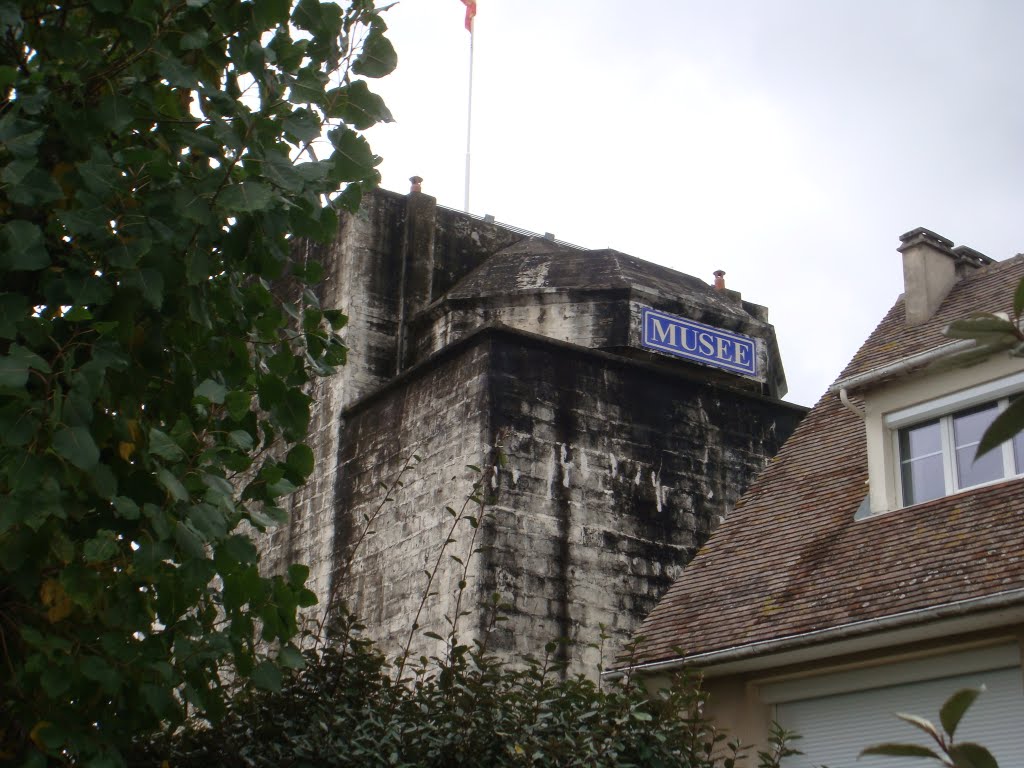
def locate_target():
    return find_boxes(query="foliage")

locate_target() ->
[0,0,395,762]
[130,606,793,768]
[860,687,999,768]
[942,276,1024,457]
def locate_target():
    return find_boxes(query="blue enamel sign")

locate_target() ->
[641,307,758,377]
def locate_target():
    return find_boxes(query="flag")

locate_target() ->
[461,0,476,32]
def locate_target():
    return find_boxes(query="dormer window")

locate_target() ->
[888,372,1024,507]
[897,401,1017,504]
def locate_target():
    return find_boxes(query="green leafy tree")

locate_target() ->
[0,0,394,763]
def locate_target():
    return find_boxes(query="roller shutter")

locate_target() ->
[775,663,1024,768]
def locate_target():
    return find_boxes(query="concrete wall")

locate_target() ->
[261,188,806,673]
[261,326,804,671]
[478,331,802,671]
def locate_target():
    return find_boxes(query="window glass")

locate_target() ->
[899,420,944,505]
[953,403,1004,488]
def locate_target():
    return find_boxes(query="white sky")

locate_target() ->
[364,0,1024,406]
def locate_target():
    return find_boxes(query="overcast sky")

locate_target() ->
[363,0,1024,406]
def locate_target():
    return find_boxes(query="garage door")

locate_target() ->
[773,658,1024,768]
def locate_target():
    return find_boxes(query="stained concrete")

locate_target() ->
[262,188,806,674]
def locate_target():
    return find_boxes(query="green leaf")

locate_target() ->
[328,127,379,182]
[0,293,27,338]
[948,742,999,768]
[1,220,49,270]
[53,426,100,470]
[1,162,63,205]
[174,521,205,558]
[0,344,50,388]
[945,313,1019,341]
[251,660,282,692]
[324,81,393,130]
[124,268,165,309]
[218,182,275,213]
[141,683,181,722]
[352,28,397,79]
[1012,277,1024,318]
[285,443,314,479]
[112,496,141,520]
[226,390,252,421]
[98,94,135,132]
[977,396,1024,458]
[179,27,208,50]
[149,428,186,462]
[83,531,119,563]
[939,687,982,739]
[188,503,227,540]
[228,429,254,451]
[894,712,941,740]
[80,655,121,693]
[281,108,322,143]
[860,744,942,759]
[221,534,258,565]
[0,114,44,158]
[270,387,311,441]
[251,0,290,26]
[195,378,227,404]
[286,562,309,586]
[277,644,306,670]
[158,468,189,502]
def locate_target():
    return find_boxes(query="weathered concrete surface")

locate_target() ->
[263,325,804,672]
[261,188,806,674]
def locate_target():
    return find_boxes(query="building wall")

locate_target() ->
[261,188,805,673]
[261,326,804,671]
[477,331,801,672]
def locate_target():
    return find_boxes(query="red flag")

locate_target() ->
[461,0,476,32]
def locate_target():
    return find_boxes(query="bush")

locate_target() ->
[131,606,772,768]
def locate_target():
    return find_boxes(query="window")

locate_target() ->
[897,397,1021,505]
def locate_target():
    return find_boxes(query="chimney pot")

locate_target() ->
[713,270,726,291]
[409,176,423,194]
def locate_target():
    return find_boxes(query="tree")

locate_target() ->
[0,0,395,763]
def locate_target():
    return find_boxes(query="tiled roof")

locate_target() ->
[837,254,1024,383]
[631,255,1024,667]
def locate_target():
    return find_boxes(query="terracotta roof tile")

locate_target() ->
[631,255,1024,667]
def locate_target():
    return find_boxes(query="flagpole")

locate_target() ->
[463,18,474,213]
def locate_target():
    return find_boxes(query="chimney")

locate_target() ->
[713,270,726,291]
[897,228,993,326]
[897,228,957,326]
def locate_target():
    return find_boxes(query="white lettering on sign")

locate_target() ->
[640,307,758,377]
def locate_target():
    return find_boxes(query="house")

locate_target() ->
[260,183,806,674]
[623,228,1024,765]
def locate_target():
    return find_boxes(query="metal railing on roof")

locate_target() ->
[435,202,588,251]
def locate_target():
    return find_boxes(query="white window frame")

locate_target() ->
[885,372,1024,507]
